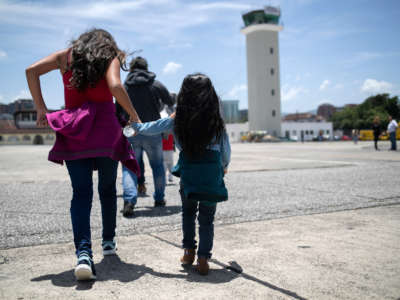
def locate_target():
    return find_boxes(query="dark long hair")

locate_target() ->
[174,73,225,158]
[69,28,126,91]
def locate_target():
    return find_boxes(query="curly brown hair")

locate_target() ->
[69,28,126,91]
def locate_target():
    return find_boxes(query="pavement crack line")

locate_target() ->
[146,233,308,300]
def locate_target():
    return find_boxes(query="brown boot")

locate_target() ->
[196,257,209,275]
[138,183,147,195]
[180,249,195,265]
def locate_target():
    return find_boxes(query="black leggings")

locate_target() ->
[374,138,379,150]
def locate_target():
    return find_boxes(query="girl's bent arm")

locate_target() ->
[26,49,68,126]
[106,58,140,123]
[132,118,174,136]
[220,131,231,169]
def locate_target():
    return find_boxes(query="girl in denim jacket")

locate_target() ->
[131,73,231,275]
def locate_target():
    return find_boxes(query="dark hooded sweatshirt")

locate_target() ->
[116,69,174,125]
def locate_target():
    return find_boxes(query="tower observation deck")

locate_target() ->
[241,6,283,136]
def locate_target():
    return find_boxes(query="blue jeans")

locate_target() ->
[389,132,397,150]
[180,186,217,259]
[138,155,145,185]
[123,134,165,204]
[66,157,118,258]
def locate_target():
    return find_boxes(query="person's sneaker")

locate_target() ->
[154,200,166,207]
[74,253,96,281]
[180,249,195,265]
[196,257,209,276]
[138,183,147,195]
[122,202,135,217]
[102,240,117,256]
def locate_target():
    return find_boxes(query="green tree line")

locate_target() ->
[331,94,400,130]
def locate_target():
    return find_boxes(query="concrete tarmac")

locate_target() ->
[0,141,399,299]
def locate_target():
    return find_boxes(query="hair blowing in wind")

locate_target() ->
[69,28,126,91]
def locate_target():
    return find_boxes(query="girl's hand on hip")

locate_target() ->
[36,109,49,127]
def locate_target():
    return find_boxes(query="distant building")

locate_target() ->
[6,99,34,114]
[14,110,37,129]
[317,103,336,120]
[221,100,240,123]
[283,112,325,122]
[0,106,55,145]
[0,103,9,114]
[281,121,333,141]
[0,126,55,145]
[239,109,248,122]
[226,122,249,143]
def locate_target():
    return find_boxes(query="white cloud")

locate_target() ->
[15,90,31,100]
[319,79,330,91]
[162,62,182,75]
[0,0,245,45]
[361,79,393,94]
[0,49,7,59]
[226,84,247,99]
[282,86,306,102]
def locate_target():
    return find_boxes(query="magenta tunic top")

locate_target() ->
[46,87,140,176]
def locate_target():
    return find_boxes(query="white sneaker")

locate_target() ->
[75,254,96,280]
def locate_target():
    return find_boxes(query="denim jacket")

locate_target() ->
[131,117,231,169]
[132,118,231,204]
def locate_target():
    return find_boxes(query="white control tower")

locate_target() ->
[241,6,283,137]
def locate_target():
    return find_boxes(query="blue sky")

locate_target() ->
[0,0,399,113]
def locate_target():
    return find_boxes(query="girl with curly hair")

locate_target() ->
[26,28,141,280]
[130,73,231,275]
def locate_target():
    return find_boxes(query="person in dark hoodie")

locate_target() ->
[116,56,174,216]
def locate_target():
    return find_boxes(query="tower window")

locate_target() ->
[270,47,274,54]
[272,110,276,117]
[271,89,275,96]
[270,68,274,75]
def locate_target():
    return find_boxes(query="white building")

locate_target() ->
[241,6,283,137]
[226,122,249,143]
[281,121,333,141]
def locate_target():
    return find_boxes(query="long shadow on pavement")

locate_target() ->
[122,205,181,219]
[31,255,185,290]
[148,233,307,300]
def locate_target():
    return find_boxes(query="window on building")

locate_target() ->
[292,130,296,135]
[23,135,31,141]
[326,130,330,134]
[310,130,314,135]
[8,136,20,142]
[271,89,275,96]
[45,134,54,140]
[270,68,274,76]
[22,113,30,121]
[231,132,235,138]
[270,47,274,54]
[0,136,2,141]
[272,110,276,117]
[305,130,309,135]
